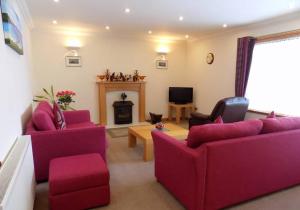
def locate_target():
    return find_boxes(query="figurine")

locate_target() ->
[110,72,115,81]
[126,74,132,81]
[120,72,126,81]
[133,70,140,82]
[121,92,127,101]
[115,73,120,81]
[105,69,110,81]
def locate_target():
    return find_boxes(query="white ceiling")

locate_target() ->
[26,0,300,38]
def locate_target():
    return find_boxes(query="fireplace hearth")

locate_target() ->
[113,101,134,124]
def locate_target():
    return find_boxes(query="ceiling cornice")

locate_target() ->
[15,0,34,29]
[192,10,300,42]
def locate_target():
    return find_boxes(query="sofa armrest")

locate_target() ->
[189,112,213,129]
[30,126,107,182]
[191,112,210,120]
[151,131,207,210]
[63,110,91,124]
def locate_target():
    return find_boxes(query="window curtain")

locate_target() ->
[235,36,256,97]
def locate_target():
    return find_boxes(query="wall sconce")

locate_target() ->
[157,52,167,61]
[64,39,82,67]
[156,45,169,60]
[155,45,169,69]
[65,39,82,56]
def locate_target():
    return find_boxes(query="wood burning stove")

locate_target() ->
[113,101,134,124]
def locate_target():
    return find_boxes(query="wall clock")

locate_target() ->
[206,53,214,64]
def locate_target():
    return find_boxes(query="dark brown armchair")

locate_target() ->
[189,97,249,129]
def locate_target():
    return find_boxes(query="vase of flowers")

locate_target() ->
[33,86,56,104]
[56,90,76,110]
[155,122,164,130]
[34,86,76,111]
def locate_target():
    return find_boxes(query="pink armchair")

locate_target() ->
[26,101,107,182]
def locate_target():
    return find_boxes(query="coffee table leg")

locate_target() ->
[144,140,153,161]
[128,132,137,148]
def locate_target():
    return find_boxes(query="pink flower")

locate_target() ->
[56,90,76,97]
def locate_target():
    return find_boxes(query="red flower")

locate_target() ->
[56,90,76,97]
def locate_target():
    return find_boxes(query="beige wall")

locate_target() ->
[31,29,187,125]
[31,13,300,128]
[0,0,33,163]
[186,14,300,118]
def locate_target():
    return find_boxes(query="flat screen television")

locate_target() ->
[169,87,193,104]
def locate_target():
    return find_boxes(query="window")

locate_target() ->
[246,36,300,116]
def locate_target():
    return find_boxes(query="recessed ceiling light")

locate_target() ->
[125,8,131,13]
[53,0,60,2]
[52,20,58,24]
[105,25,110,30]
[185,34,189,39]
[179,16,184,21]
[148,30,152,34]
[222,24,228,28]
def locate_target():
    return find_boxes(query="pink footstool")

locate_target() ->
[49,153,110,210]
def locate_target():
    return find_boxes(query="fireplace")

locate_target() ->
[113,101,134,124]
[97,81,145,125]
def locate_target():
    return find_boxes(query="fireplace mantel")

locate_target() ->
[97,81,146,125]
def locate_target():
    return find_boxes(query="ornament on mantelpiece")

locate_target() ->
[139,76,146,81]
[121,92,127,101]
[133,70,140,82]
[97,75,106,81]
[105,69,110,81]
[98,69,144,82]
[110,72,115,81]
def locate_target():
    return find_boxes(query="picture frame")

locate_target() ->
[0,0,24,55]
[156,60,168,69]
[65,56,82,67]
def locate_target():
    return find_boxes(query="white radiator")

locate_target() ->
[0,135,35,210]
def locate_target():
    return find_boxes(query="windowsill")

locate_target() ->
[247,109,268,116]
[247,109,287,117]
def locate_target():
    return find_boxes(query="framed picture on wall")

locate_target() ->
[156,60,168,69]
[0,0,24,55]
[65,56,82,67]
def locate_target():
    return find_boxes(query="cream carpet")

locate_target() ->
[34,127,300,210]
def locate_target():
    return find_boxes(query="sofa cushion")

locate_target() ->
[187,120,263,148]
[53,102,66,130]
[37,101,55,121]
[49,153,109,195]
[66,122,96,129]
[214,116,224,124]
[32,110,56,131]
[261,117,300,134]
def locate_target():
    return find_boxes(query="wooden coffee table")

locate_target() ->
[128,123,188,161]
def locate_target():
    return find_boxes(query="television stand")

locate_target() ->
[168,102,195,124]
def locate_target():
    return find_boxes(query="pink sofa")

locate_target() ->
[26,101,107,182]
[152,117,300,210]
